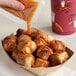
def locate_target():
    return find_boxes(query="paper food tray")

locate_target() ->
[22,47,74,76]
[0,40,74,76]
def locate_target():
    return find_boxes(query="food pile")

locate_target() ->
[2,28,69,67]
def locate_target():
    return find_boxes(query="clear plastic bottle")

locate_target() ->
[0,0,45,24]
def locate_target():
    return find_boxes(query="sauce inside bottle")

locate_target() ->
[0,0,39,34]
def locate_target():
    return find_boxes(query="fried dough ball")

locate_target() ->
[3,34,16,52]
[16,53,35,67]
[50,40,66,52]
[47,34,54,43]
[18,34,31,43]
[16,28,26,37]
[34,38,47,48]
[50,51,69,66]
[17,40,37,54]
[36,46,53,60]
[35,30,48,42]
[34,30,50,47]
[32,58,50,67]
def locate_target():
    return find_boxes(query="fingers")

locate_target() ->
[0,0,24,10]
[8,0,24,10]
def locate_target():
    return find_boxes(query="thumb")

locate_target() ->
[0,0,24,10]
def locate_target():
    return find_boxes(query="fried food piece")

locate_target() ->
[34,30,49,47]
[47,34,54,43]
[18,34,31,43]
[2,34,16,52]
[12,50,18,60]
[32,58,50,67]
[27,28,39,40]
[16,53,35,67]
[36,46,53,60]
[35,30,48,42]
[34,38,47,48]
[17,40,37,54]
[16,29,26,37]
[50,40,66,52]
[50,51,69,66]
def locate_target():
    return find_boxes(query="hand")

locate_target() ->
[0,0,24,10]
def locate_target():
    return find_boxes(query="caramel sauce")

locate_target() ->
[26,21,31,34]
[0,0,39,34]
[28,42,34,52]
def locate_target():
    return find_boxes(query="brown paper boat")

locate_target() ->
[1,42,73,76]
[21,47,74,76]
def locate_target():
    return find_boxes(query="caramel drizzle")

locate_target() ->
[27,21,31,34]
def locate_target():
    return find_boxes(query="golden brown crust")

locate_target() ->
[34,30,49,48]
[16,53,35,67]
[34,38,47,48]
[32,58,50,67]
[18,34,31,43]
[17,40,37,54]
[50,51,69,66]
[3,34,16,52]
[12,49,18,60]
[50,40,66,52]
[36,46,53,60]
[47,34,54,43]
[35,30,48,42]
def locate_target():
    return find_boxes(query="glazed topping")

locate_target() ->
[36,46,53,60]
[50,40,66,52]
[18,34,31,43]
[32,58,50,67]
